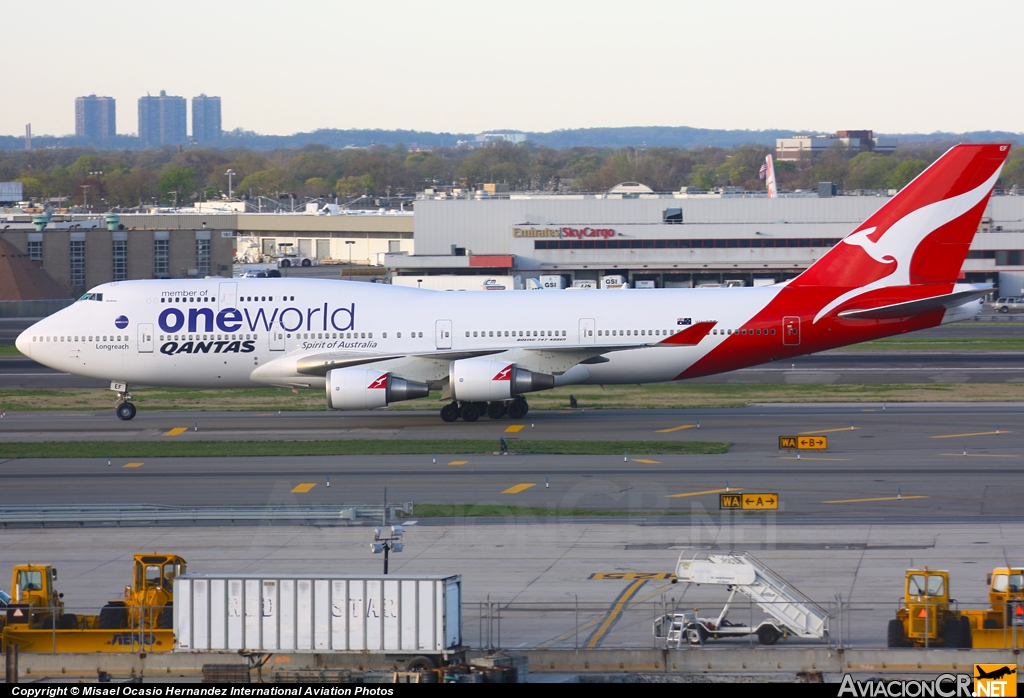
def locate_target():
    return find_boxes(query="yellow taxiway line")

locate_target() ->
[668,487,735,498]
[449,460,468,466]
[502,483,535,494]
[823,495,928,504]
[505,424,525,433]
[778,457,850,461]
[931,431,1012,439]
[632,458,661,464]
[291,483,317,493]
[656,425,697,433]
[586,579,647,648]
[940,453,1018,458]
[163,427,188,436]
[800,427,860,434]
[122,462,144,468]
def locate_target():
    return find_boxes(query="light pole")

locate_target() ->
[80,184,92,209]
[345,240,356,281]
[370,525,404,574]
[225,169,236,199]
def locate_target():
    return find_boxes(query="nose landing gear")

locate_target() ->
[111,381,137,421]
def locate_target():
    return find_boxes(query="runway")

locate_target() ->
[2,404,1022,519]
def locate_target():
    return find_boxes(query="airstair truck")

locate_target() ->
[655,550,829,647]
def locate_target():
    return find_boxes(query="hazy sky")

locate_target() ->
[6,0,1022,137]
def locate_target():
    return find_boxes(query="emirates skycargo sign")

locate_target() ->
[513,226,617,239]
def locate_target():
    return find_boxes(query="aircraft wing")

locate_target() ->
[290,321,718,377]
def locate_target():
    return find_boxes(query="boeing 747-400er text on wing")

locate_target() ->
[16,144,1011,422]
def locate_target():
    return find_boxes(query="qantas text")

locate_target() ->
[158,303,355,335]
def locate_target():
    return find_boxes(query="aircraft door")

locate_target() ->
[218,282,237,311]
[783,316,800,346]
[435,320,452,349]
[269,327,285,351]
[579,318,596,344]
[138,323,154,353]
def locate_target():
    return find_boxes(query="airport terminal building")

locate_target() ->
[387,191,1024,297]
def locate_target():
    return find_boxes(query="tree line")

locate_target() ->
[1,141,1021,208]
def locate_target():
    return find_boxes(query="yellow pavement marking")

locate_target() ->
[587,579,647,648]
[502,483,536,494]
[122,462,144,468]
[632,458,661,464]
[449,460,468,466]
[656,424,697,433]
[941,453,1018,458]
[163,427,188,436]
[505,424,525,433]
[823,495,928,504]
[538,582,673,649]
[668,487,735,498]
[799,427,860,434]
[931,431,1012,439]
[589,572,675,580]
[559,410,574,414]
[862,409,876,412]
[291,483,317,493]
[779,457,850,461]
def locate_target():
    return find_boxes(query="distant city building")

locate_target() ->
[191,94,222,144]
[75,95,117,141]
[776,130,897,161]
[138,90,187,147]
[476,132,527,144]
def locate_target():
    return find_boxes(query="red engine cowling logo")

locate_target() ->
[492,365,512,381]
[367,374,388,390]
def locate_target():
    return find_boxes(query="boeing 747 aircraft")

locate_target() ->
[16,144,1010,422]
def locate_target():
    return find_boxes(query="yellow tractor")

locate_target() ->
[887,568,972,648]
[962,566,1024,648]
[2,553,185,653]
[4,563,78,630]
[98,553,186,630]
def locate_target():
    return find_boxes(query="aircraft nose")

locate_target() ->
[15,327,31,358]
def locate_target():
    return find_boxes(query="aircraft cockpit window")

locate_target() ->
[78,293,103,302]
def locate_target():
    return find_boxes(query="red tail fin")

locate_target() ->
[790,144,1009,322]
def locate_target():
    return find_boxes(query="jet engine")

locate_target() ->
[326,367,429,410]
[449,359,554,402]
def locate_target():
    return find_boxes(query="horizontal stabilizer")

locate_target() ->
[836,288,989,321]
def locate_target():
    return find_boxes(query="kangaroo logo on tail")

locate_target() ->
[810,155,1005,323]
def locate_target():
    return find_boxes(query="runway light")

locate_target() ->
[624,451,628,462]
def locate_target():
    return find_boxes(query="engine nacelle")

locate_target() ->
[449,359,554,402]
[326,367,429,410]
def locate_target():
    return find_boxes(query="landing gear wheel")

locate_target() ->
[887,619,907,647]
[507,397,528,420]
[757,625,780,646]
[460,403,481,423]
[440,403,460,422]
[116,402,137,421]
[487,401,507,419]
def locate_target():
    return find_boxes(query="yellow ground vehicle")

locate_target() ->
[1,553,184,653]
[962,567,1024,649]
[887,569,972,648]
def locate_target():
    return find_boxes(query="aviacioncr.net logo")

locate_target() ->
[838,673,974,697]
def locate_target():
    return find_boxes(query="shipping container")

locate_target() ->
[174,574,462,656]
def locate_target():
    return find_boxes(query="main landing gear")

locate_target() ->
[440,398,529,423]
[111,381,137,421]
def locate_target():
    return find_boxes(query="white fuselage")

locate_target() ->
[17,279,786,390]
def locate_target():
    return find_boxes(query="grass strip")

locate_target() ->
[0,344,24,357]
[0,439,729,459]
